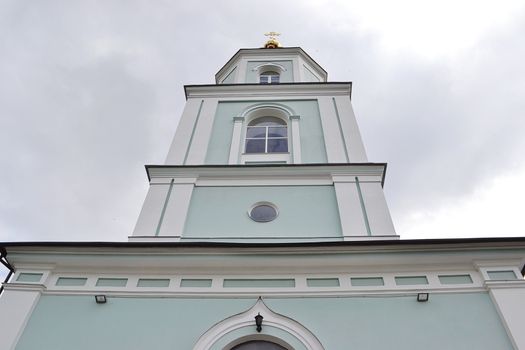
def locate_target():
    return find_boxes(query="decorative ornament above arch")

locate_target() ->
[238,103,296,123]
[192,298,325,350]
[252,63,287,75]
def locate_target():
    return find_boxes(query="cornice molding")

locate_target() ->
[184,83,351,100]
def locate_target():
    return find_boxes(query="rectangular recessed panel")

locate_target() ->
[395,276,429,286]
[16,273,43,283]
[487,270,518,281]
[351,277,385,287]
[223,279,295,288]
[56,277,87,286]
[438,274,473,285]
[307,278,340,287]
[137,279,170,288]
[180,279,212,288]
[96,278,128,287]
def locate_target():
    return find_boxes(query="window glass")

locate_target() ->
[246,126,267,138]
[268,127,287,138]
[248,117,285,126]
[267,139,287,152]
[231,341,287,350]
[249,204,278,222]
[245,139,266,153]
[245,117,288,154]
[260,71,280,84]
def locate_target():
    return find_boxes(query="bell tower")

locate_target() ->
[131,37,397,242]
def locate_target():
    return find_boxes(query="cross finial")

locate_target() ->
[263,32,281,48]
[264,32,280,40]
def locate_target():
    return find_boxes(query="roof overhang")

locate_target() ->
[2,238,525,274]
[144,163,387,187]
[184,82,352,100]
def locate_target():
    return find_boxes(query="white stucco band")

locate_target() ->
[157,182,194,237]
[290,115,301,163]
[165,98,204,165]
[487,281,525,349]
[333,175,396,238]
[132,178,195,238]
[358,181,396,236]
[333,96,368,162]
[0,284,44,350]
[132,183,171,237]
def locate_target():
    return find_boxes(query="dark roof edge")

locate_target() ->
[2,237,525,250]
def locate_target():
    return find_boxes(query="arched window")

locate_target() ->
[245,117,288,154]
[259,71,280,84]
[231,340,287,350]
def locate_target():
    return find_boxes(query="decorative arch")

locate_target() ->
[252,63,287,75]
[252,63,287,84]
[229,103,301,164]
[192,298,324,350]
[239,103,296,123]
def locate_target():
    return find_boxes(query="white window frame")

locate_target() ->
[228,104,301,165]
[192,298,324,350]
[245,118,288,154]
[259,71,280,84]
[252,63,286,83]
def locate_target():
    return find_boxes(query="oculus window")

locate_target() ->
[245,117,288,154]
[259,71,280,84]
[231,341,287,350]
[249,203,278,222]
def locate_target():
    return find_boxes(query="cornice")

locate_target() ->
[145,163,386,184]
[184,82,352,100]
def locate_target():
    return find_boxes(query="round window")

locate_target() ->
[249,203,278,222]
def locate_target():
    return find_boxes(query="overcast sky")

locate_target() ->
[1,0,525,244]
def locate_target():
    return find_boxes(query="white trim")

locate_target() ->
[252,63,287,75]
[0,284,45,350]
[229,117,244,164]
[334,182,369,238]
[185,84,350,100]
[317,96,347,163]
[185,98,219,165]
[290,115,301,163]
[228,103,300,165]
[165,98,203,164]
[157,183,194,237]
[24,269,488,298]
[193,299,325,350]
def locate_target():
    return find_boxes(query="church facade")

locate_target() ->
[1,40,525,350]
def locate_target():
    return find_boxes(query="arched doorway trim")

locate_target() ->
[193,298,324,350]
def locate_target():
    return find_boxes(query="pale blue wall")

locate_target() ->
[266,293,513,350]
[205,100,327,164]
[17,293,512,350]
[16,296,255,350]
[183,185,342,239]
[245,60,293,83]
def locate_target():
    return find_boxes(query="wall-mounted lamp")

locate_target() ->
[95,295,107,304]
[255,313,263,332]
[417,293,429,302]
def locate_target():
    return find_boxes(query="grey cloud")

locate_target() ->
[1,1,524,241]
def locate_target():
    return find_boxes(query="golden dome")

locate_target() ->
[263,32,281,49]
